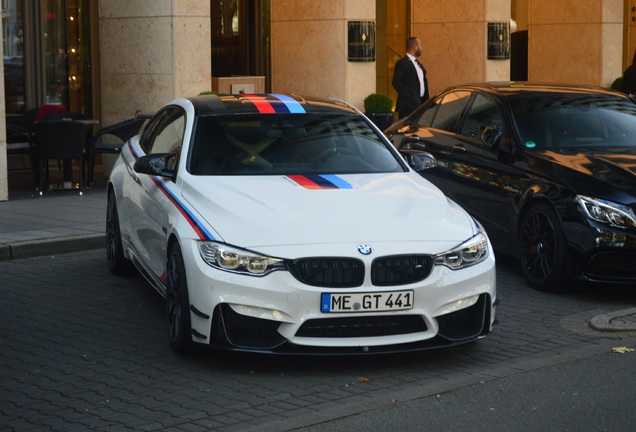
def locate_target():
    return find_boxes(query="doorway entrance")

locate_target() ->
[211,0,271,91]
[375,0,410,107]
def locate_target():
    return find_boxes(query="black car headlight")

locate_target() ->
[198,242,285,276]
[575,195,636,230]
[434,233,489,270]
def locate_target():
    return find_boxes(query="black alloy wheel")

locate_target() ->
[106,189,134,275]
[519,203,567,292]
[166,242,194,354]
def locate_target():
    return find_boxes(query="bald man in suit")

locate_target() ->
[392,37,430,119]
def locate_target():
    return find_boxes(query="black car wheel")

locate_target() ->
[106,189,134,275]
[166,242,194,354]
[519,203,567,292]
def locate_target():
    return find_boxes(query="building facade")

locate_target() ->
[0,0,630,200]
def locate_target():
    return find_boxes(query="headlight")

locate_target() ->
[575,195,636,230]
[198,242,285,276]
[434,233,489,270]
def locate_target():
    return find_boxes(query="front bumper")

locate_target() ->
[564,221,636,285]
[207,292,498,355]
[182,239,498,354]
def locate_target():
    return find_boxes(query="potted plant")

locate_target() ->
[364,93,395,130]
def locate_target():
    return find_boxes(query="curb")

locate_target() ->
[589,307,636,332]
[0,233,105,261]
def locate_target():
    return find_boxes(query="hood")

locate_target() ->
[181,173,474,250]
[533,148,636,201]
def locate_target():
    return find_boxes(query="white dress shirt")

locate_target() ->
[407,53,425,97]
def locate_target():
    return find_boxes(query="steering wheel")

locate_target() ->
[226,135,275,170]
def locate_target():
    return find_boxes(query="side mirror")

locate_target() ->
[133,153,175,178]
[481,126,503,149]
[400,150,437,172]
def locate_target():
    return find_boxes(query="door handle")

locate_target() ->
[450,144,466,152]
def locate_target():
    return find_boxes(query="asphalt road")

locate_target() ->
[292,351,636,432]
[2,250,636,431]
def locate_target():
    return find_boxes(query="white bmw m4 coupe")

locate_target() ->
[107,93,498,355]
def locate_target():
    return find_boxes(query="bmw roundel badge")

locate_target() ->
[358,244,372,255]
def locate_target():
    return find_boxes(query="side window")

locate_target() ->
[139,107,186,172]
[460,93,506,142]
[430,91,471,132]
[414,97,442,127]
[150,109,185,155]
[138,111,167,154]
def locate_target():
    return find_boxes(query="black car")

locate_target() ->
[385,82,636,291]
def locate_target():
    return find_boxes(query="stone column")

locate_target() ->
[99,0,211,126]
[270,0,376,111]
[410,0,510,97]
[528,0,623,87]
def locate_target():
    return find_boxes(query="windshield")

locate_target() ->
[510,93,636,150]
[188,113,405,175]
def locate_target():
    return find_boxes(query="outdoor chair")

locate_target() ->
[87,116,149,187]
[33,120,92,195]
[6,122,38,185]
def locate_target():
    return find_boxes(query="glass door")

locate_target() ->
[211,0,271,90]
[2,0,93,117]
[42,0,68,106]
[376,0,410,101]
[2,0,26,114]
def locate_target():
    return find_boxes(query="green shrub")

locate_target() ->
[364,93,393,114]
[198,90,218,95]
[610,77,623,91]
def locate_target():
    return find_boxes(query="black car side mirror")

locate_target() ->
[400,150,437,172]
[133,153,176,178]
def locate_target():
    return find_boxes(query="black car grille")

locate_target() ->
[587,251,636,276]
[371,255,433,286]
[296,315,427,338]
[288,255,434,287]
[289,258,365,287]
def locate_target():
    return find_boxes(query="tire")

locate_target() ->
[519,203,567,292]
[166,242,194,354]
[106,189,135,275]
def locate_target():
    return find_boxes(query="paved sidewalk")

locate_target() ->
[0,170,107,261]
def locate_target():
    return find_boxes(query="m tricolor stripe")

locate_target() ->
[127,136,215,241]
[150,178,216,241]
[288,175,352,190]
[242,94,306,114]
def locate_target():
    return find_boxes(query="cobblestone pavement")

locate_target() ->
[1,251,636,431]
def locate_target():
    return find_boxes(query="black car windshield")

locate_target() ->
[509,93,636,151]
[188,113,405,175]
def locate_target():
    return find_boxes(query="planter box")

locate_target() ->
[366,112,395,131]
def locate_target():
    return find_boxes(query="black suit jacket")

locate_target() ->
[392,56,429,117]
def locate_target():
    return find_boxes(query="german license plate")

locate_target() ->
[320,290,414,313]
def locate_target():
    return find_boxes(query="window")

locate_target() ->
[2,0,94,116]
[460,93,505,141]
[149,110,186,155]
[189,114,404,175]
[414,97,441,127]
[430,91,471,132]
[511,94,636,149]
